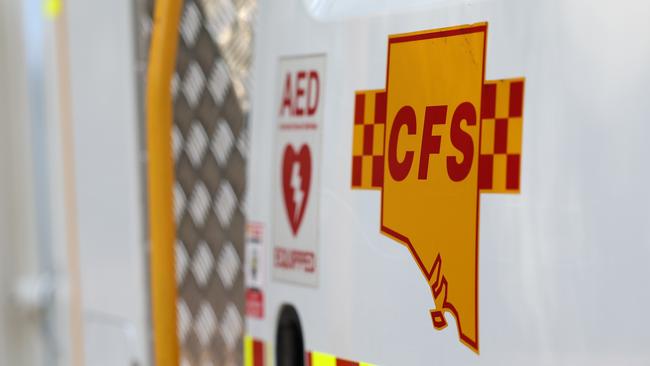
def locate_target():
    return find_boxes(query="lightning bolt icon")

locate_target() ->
[290,161,304,224]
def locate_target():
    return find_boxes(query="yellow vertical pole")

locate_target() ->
[146,0,182,365]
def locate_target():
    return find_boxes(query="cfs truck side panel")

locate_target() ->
[245,0,650,365]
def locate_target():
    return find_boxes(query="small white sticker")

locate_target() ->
[245,222,265,318]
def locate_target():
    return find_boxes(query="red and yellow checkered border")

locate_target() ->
[478,78,525,193]
[351,89,387,190]
[350,79,525,194]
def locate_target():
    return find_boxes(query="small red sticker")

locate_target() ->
[246,288,264,319]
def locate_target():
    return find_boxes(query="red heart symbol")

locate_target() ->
[282,144,312,236]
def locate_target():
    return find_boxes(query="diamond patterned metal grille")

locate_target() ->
[136,0,254,364]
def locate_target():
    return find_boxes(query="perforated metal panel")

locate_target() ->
[136,0,254,364]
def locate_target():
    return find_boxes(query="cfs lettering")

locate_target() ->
[388,102,477,182]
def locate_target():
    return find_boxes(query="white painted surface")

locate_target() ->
[65,0,150,364]
[247,0,650,364]
[0,0,48,364]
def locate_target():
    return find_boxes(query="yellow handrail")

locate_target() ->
[146,0,182,364]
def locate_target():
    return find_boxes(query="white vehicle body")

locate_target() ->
[246,0,650,364]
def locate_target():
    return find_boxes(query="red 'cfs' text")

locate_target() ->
[388,102,477,182]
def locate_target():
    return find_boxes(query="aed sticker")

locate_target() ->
[245,222,265,318]
[272,54,325,287]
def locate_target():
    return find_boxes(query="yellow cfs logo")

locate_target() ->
[351,23,525,353]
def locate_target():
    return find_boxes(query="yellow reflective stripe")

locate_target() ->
[243,336,253,366]
[246,342,376,366]
[311,351,337,366]
[266,341,274,366]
